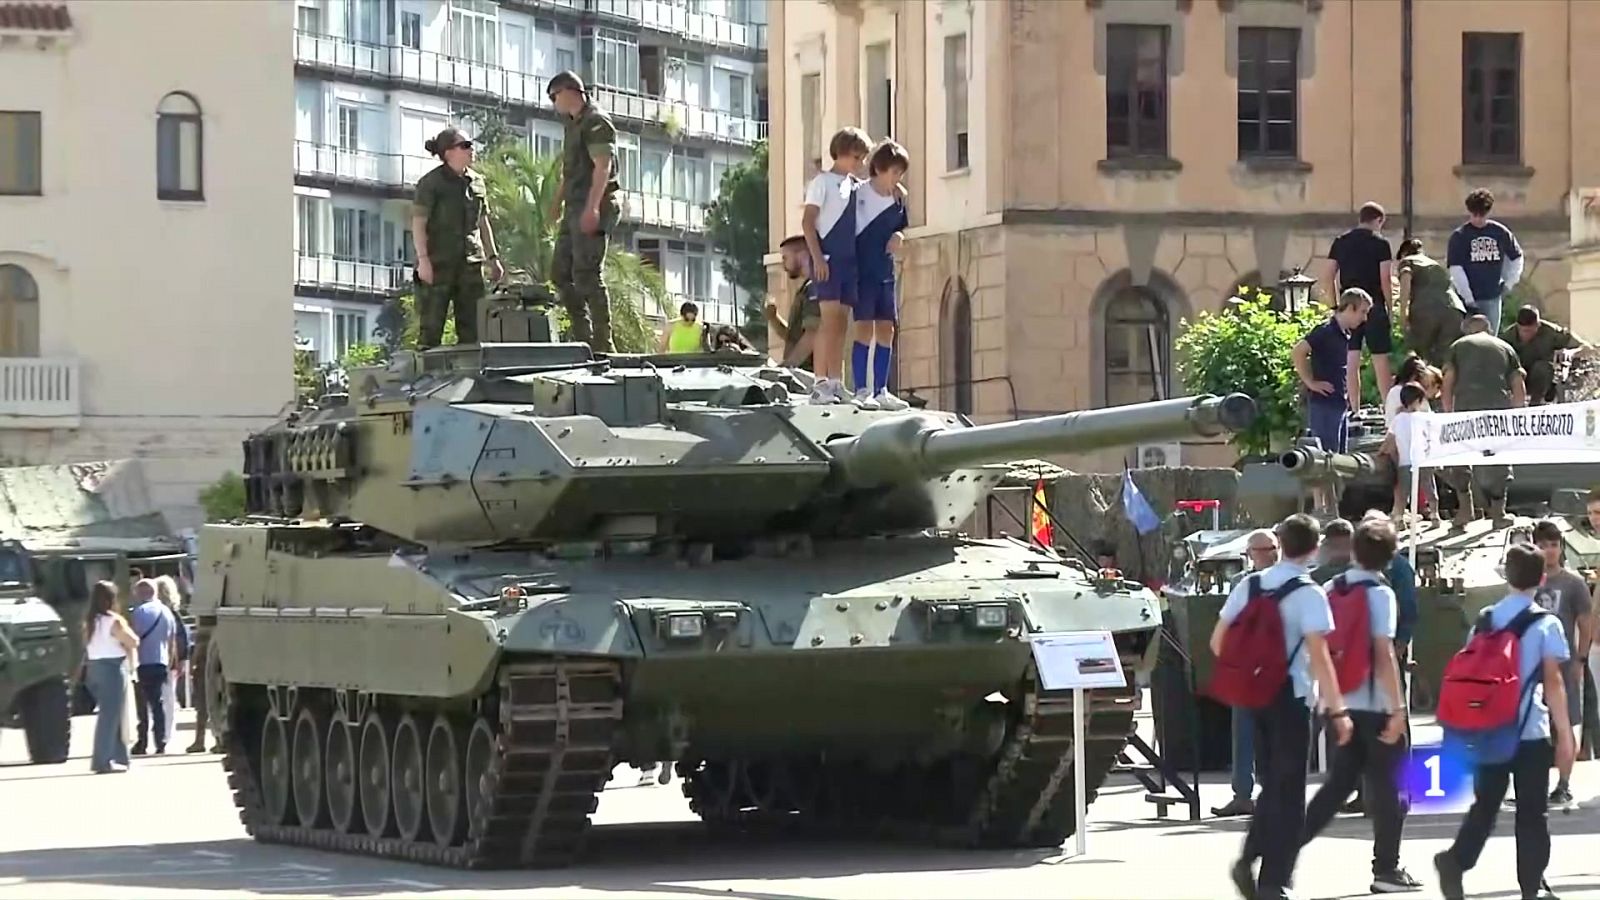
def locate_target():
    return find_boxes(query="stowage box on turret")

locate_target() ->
[192,341,1256,869]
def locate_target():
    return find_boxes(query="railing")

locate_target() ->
[664,292,740,327]
[293,32,765,146]
[586,0,765,51]
[623,190,708,232]
[0,357,80,425]
[292,141,434,188]
[294,253,410,295]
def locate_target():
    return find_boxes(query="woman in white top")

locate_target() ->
[1382,353,1439,424]
[84,580,138,773]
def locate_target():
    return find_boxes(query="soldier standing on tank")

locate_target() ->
[1441,309,1526,524]
[547,71,621,353]
[411,126,503,350]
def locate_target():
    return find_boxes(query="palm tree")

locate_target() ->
[476,144,669,353]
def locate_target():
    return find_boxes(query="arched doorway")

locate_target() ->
[939,277,973,414]
[0,264,40,357]
[1090,270,1189,408]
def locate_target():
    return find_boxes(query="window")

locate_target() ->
[673,151,709,204]
[556,47,576,73]
[589,27,640,90]
[865,42,892,140]
[943,34,968,170]
[400,12,421,50]
[1462,32,1521,164]
[1103,288,1171,407]
[156,93,203,201]
[940,279,972,414]
[800,73,821,184]
[642,147,666,194]
[1106,24,1169,158]
[346,0,381,44]
[296,4,321,34]
[685,252,710,299]
[450,0,498,66]
[618,136,641,192]
[296,195,324,255]
[0,112,40,196]
[332,208,383,262]
[333,311,368,358]
[637,237,662,271]
[726,0,749,22]
[1237,27,1298,158]
[726,71,748,118]
[337,104,359,151]
[0,265,39,358]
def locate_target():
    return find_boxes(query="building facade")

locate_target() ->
[293,0,770,363]
[0,0,293,528]
[767,0,1600,472]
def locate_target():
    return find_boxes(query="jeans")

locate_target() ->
[1302,710,1409,874]
[1306,399,1349,454]
[133,663,168,750]
[84,658,129,771]
[1231,707,1256,802]
[1476,295,1503,333]
[1445,739,1554,898]
[1239,683,1312,893]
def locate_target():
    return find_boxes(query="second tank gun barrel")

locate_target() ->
[825,394,1258,487]
[1280,447,1380,480]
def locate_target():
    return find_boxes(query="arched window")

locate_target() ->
[157,92,203,201]
[940,278,973,414]
[0,264,40,357]
[1103,287,1170,407]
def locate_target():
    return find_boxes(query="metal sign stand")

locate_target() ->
[1072,685,1088,857]
[1029,630,1128,860]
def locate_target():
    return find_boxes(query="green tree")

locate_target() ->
[704,141,770,338]
[1175,289,1328,457]
[198,471,246,522]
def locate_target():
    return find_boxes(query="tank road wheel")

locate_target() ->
[463,717,499,839]
[425,716,467,848]
[204,642,232,746]
[392,713,431,843]
[19,678,71,765]
[358,710,394,838]
[324,718,361,834]
[290,705,329,829]
[258,712,294,826]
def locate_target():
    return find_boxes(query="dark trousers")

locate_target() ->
[133,663,168,750]
[1302,710,1409,874]
[1239,683,1312,892]
[1446,739,1554,898]
[1582,661,1598,757]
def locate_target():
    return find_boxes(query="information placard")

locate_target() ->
[1029,631,1127,691]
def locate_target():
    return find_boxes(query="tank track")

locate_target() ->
[219,658,624,869]
[680,651,1143,848]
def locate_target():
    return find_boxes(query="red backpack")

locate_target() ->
[1437,607,1548,732]
[1325,574,1376,693]
[1207,574,1314,709]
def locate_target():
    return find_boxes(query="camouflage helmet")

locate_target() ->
[546,70,586,100]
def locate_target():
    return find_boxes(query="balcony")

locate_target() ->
[589,0,767,52]
[294,253,410,297]
[662,293,740,327]
[293,141,435,192]
[0,358,80,428]
[624,191,707,233]
[591,86,765,144]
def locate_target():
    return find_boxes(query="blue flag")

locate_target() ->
[1122,470,1161,535]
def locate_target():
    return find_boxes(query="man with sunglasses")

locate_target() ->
[547,71,621,353]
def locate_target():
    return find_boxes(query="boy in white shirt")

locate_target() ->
[800,127,871,404]
[1381,382,1430,521]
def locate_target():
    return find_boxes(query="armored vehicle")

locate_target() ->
[192,337,1256,869]
[0,540,72,765]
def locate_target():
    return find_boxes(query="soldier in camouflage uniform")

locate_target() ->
[410,126,504,349]
[1500,305,1590,405]
[547,71,622,353]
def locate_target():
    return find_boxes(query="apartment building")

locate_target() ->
[293,0,769,363]
[0,0,292,528]
[768,0,1600,472]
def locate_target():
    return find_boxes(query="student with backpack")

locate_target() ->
[1299,516,1422,893]
[1434,542,1574,900]
[1208,514,1353,900]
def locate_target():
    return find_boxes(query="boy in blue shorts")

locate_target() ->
[850,140,911,411]
[801,127,871,404]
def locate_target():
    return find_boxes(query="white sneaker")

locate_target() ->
[874,390,909,411]
[808,380,836,405]
[853,388,881,409]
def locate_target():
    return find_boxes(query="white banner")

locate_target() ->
[1407,399,1600,468]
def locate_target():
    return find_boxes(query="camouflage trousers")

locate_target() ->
[553,200,620,353]
[1406,303,1464,369]
[416,261,484,349]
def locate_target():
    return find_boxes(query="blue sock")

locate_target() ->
[851,341,870,393]
[872,343,892,395]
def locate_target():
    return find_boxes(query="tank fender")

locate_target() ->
[1017,581,1163,638]
[498,596,647,657]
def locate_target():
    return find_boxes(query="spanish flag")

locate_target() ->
[1030,479,1053,547]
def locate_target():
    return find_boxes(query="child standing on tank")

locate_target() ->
[848,140,911,411]
[801,128,871,405]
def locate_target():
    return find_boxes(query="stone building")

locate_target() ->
[764,0,1600,472]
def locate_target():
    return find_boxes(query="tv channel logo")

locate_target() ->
[1402,742,1475,813]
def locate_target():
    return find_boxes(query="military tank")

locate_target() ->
[0,540,72,765]
[190,338,1257,869]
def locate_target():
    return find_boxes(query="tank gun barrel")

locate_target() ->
[825,394,1257,487]
[1279,447,1379,481]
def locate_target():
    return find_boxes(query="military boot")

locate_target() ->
[1452,491,1476,528]
[1488,494,1508,523]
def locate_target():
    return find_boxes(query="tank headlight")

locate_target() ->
[666,613,704,639]
[971,605,1008,629]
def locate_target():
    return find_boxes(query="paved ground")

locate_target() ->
[5,706,1600,899]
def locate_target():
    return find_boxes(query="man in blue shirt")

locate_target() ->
[1447,188,1524,333]
[1292,289,1373,452]
[127,578,177,755]
[1300,517,1422,893]
[1434,543,1573,900]
[1211,514,1353,900]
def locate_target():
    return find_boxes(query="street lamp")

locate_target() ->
[1279,267,1317,315]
